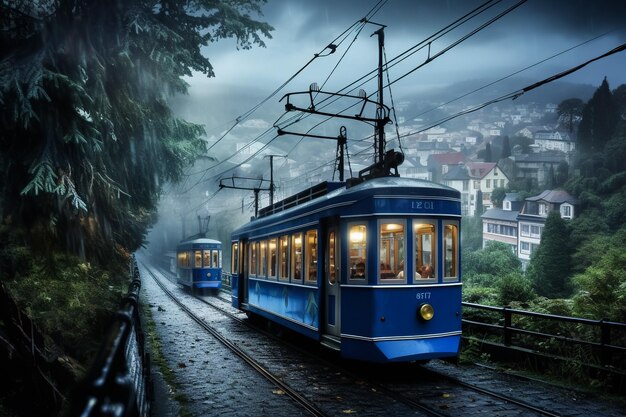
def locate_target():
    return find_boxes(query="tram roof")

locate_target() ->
[232,176,459,237]
[178,237,221,245]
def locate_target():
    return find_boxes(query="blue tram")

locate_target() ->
[176,238,223,291]
[229,176,462,363]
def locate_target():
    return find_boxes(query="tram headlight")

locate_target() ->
[207,272,212,278]
[418,303,434,321]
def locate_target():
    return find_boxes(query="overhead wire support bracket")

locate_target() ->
[279,89,391,124]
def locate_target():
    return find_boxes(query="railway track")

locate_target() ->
[140,260,328,417]
[140,258,583,416]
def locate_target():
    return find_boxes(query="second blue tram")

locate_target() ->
[176,238,222,291]
[229,177,462,363]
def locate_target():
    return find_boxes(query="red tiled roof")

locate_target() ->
[429,152,466,165]
[466,162,496,179]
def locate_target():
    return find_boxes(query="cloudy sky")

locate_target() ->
[179,0,626,132]
[170,0,626,210]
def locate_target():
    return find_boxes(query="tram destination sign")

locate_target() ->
[373,197,460,215]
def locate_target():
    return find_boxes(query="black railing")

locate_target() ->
[70,255,151,417]
[462,302,626,373]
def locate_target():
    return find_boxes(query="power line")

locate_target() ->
[398,42,626,140]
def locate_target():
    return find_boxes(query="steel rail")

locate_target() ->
[140,261,329,417]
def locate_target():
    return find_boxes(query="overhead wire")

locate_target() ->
[406,30,617,123]
[182,0,390,195]
[397,42,626,140]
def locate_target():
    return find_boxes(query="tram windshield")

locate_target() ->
[379,221,405,280]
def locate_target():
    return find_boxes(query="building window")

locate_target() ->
[486,179,491,188]
[520,241,530,253]
[463,181,468,191]
[521,224,530,237]
[531,225,541,237]
[562,205,572,218]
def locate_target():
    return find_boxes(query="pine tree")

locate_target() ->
[0,1,273,260]
[527,211,572,297]
[577,78,619,155]
[500,136,511,159]
[484,143,493,162]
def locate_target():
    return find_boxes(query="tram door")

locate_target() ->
[323,222,341,338]
[240,239,249,305]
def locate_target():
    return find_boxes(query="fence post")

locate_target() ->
[503,306,512,346]
[600,319,611,366]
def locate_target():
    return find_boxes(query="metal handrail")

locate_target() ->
[462,302,626,369]
[70,255,150,417]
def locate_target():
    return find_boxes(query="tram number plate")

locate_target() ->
[415,292,431,300]
[411,200,434,210]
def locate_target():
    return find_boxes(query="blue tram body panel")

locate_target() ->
[247,279,320,339]
[176,238,222,290]
[230,177,462,363]
[340,285,462,362]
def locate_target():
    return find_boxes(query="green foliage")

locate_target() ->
[527,211,572,298]
[462,286,498,305]
[577,77,619,156]
[571,248,626,322]
[497,272,536,306]
[4,250,128,362]
[0,1,273,261]
[464,240,521,278]
[490,187,506,208]
[557,98,583,133]
[461,215,483,254]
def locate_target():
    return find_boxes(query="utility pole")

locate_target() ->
[219,176,271,218]
[373,25,387,165]
[264,154,286,206]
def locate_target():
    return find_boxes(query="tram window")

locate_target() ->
[305,230,318,283]
[279,235,289,280]
[268,238,277,278]
[291,233,303,281]
[349,224,367,279]
[379,221,405,280]
[212,250,219,268]
[177,252,187,268]
[444,223,459,280]
[414,222,436,280]
[250,241,258,276]
[232,243,239,274]
[328,231,336,284]
[203,250,211,267]
[194,251,202,268]
[219,250,222,268]
[259,240,268,277]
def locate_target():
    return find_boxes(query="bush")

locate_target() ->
[4,249,129,363]
[463,286,498,305]
[497,272,536,306]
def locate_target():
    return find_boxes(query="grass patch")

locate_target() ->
[141,293,195,417]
